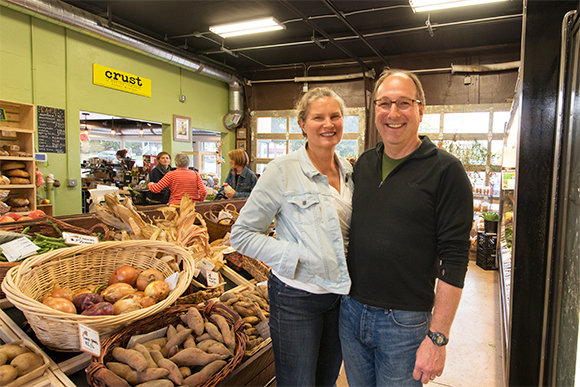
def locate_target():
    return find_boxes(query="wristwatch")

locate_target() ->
[427,330,449,346]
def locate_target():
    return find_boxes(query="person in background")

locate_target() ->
[149,151,173,203]
[216,149,257,199]
[339,69,473,386]
[115,149,128,161]
[148,153,207,204]
[231,87,353,387]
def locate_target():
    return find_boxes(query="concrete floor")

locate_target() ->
[337,261,504,387]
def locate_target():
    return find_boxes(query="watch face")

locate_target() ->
[429,331,448,346]
[436,336,445,345]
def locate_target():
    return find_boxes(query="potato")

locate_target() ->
[10,352,43,376]
[0,344,29,362]
[0,354,7,366]
[0,364,18,385]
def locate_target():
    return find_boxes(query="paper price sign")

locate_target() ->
[206,270,220,287]
[79,323,101,357]
[62,232,99,245]
[0,238,39,262]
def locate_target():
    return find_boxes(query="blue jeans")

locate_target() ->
[339,296,431,387]
[268,273,343,387]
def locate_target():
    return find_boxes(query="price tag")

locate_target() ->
[164,272,179,292]
[256,319,271,340]
[206,270,220,287]
[78,323,101,357]
[62,232,99,246]
[0,238,39,262]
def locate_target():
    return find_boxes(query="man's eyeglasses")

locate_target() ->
[374,97,422,112]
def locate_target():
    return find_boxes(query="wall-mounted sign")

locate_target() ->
[37,106,66,153]
[93,63,151,98]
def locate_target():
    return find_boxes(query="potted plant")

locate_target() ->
[480,211,499,234]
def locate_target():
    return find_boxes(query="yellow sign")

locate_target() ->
[92,64,151,97]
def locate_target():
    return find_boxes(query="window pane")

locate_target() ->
[335,140,358,158]
[419,113,440,133]
[80,140,121,161]
[438,140,489,165]
[493,111,510,133]
[491,140,503,165]
[344,116,359,133]
[443,112,489,133]
[125,141,163,167]
[256,163,268,175]
[490,172,501,197]
[257,117,287,134]
[257,139,287,158]
[289,139,305,153]
[202,154,217,175]
[202,141,217,152]
[289,117,301,133]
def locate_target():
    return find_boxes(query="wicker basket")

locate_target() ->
[1,240,193,352]
[86,301,246,387]
[242,256,270,283]
[203,203,239,242]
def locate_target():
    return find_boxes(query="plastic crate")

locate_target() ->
[477,232,497,270]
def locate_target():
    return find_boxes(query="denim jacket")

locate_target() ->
[217,166,257,198]
[231,145,353,294]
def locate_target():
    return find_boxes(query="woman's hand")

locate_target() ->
[225,189,235,199]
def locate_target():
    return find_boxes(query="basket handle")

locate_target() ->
[210,203,225,213]
[224,203,238,213]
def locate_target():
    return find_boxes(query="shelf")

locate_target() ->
[0,156,35,161]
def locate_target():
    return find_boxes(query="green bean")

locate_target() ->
[47,221,62,236]
[21,226,30,234]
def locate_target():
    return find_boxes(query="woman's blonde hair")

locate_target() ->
[228,148,249,167]
[295,87,346,137]
[174,153,190,168]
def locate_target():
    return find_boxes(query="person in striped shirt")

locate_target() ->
[148,153,207,204]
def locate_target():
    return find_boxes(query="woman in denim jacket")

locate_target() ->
[216,148,257,199]
[231,87,353,387]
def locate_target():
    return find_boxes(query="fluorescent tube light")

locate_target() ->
[210,17,284,38]
[409,0,507,13]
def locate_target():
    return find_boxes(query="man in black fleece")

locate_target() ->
[339,69,473,386]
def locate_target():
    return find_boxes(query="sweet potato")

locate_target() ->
[94,367,130,387]
[133,343,157,369]
[112,347,148,372]
[125,368,169,385]
[182,360,227,386]
[169,348,227,367]
[134,380,174,387]
[207,342,233,357]
[179,366,191,378]
[175,324,186,332]
[10,352,43,376]
[150,350,183,386]
[183,334,196,349]
[0,364,18,385]
[219,292,238,303]
[204,322,224,343]
[142,338,167,351]
[256,284,269,300]
[181,307,205,336]
[166,324,177,341]
[210,314,234,349]
[106,361,132,379]
[242,316,260,325]
[195,333,211,343]
[162,328,192,357]
[196,339,219,352]
[245,293,270,312]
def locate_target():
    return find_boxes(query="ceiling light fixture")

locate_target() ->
[209,17,284,38]
[139,122,144,137]
[82,112,90,135]
[409,0,507,13]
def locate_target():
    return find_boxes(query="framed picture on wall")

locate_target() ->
[236,128,246,138]
[236,140,246,150]
[173,115,191,142]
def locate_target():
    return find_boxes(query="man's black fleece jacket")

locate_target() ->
[347,136,474,312]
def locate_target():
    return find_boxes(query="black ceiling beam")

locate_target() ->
[278,0,370,71]
[322,0,390,68]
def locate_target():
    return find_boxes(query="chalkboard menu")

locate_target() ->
[37,105,66,153]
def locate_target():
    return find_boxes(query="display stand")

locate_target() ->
[0,99,37,213]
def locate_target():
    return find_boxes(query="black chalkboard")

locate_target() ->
[37,106,66,153]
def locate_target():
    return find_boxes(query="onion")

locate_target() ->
[74,288,91,297]
[81,302,114,316]
[109,266,141,287]
[144,280,169,302]
[42,285,75,303]
[101,283,136,303]
[139,296,156,308]
[72,292,104,313]
[43,297,77,314]
[113,296,143,315]
[136,269,165,291]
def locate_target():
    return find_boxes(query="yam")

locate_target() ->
[150,350,183,386]
[166,324,177,341]
[256,284,269,300]
[242,316,260,325]
[10,352,43,376]
[142,338,167,351]
[125,368,169,385]
[175,324,186,332]
[210,314,234,349]
[219,292,238,303]
[207,342,233,357]
[182,360,226,386]
[93,367,130,387]
[179,366,191,378]
[134,380,174,387]
[0,365,18,385]
[245,293,270,312]
[106,362,132,379]
[181,307,205,336]
[204,322,224,343]
[133,343,157,369]
[162,328,192,357]
[196,339,219,352]
[195,333,211,343]
[169,348,227,367]
[0,344,29,362]
[112,347,148,372]
[183,334,196,349]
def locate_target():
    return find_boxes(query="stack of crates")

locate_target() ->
[477,231,497,270]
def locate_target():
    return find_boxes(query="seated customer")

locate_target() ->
[149,151,173,203]
[216,149,257,199]
[148,153,207,204]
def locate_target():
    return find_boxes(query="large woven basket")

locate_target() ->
[1,240,193,352]
[203,203,239,242]
[86,301,246,387]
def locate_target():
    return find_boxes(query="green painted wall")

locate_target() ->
[0,6,235,215]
